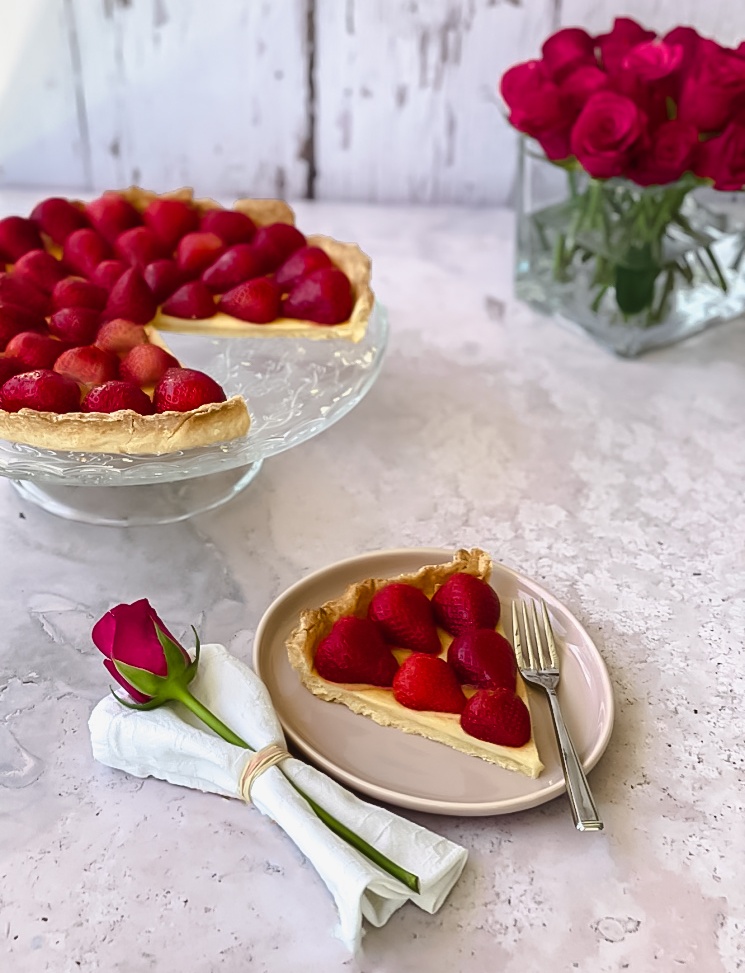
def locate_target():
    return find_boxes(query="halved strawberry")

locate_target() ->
[52,276,108,312]
[283,268,353,325]
[91,259,128,291]
[176,232,225,276]
[115,226,166,268]
[0,357,24,384]
[368,583,441,653]
[460,689,531,747]
[432,574,501,635]
[119,344,179,386]
[392,654,466,713]
[48,308,101,345]
[0,305,46,349]
[95,318,148,355]
[0,217,43,261]
[82,380,154,415]
[153,367,227,412]
[102,268,157,324]
[251,223,305,271]
[54,346,119,387]
[143,260,186,303]
[86,193,141,244]
[30,197,89,244]
[199,209,256,245]
[201,244,265,292]
[219,277,280,323]
[0,273,52,317]
[5,332,64,370]
[314,616,398,686]
[447,629,516,691]
[161,281,215,319]
[63,228,112,277]
[0,369,80,414]
[143,198,199,250]
[275,246,333,290]
[13,250,67,294]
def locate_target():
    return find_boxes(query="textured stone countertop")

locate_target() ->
[0,193,743,972]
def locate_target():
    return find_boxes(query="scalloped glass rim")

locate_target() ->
[0,302,388,487]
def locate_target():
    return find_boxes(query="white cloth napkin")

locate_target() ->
[89,643,467,951]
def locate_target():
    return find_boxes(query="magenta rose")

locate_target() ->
[500,59,571,159]
[541,27,596,82]
[629,120,699,186]
[621,40,683,81]
[92,598,190,702]
[678,44,745,131]
[570,91,646,178]
[663,26,712,74]
[694,123,745,190]
[560,64,609,112]
[597,17,656,74]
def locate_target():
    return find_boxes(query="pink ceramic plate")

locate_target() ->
[253,548,614,816]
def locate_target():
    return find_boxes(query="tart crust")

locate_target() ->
[286,548,544,778]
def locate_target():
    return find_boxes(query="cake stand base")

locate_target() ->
[9,462,263,526]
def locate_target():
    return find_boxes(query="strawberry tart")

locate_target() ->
[0,187,373,454]
[286,549,544,779]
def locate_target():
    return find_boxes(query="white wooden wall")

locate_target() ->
[0,0,740,205]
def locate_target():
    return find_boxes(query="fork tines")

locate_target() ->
[511,599,559,673]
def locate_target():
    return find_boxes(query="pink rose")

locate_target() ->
[560,65,609,112]
[694,123,745,189]
[678,44,745,131]
[541,27,596,82]
[570,91,646,178]
[597,17,656,74]
[622,40,683,81]
[500,59,571,158]
[629,120,699,186]
[663,26,713,74]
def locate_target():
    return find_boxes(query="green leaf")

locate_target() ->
[112,659,167,697]
[154,624,190,678]
[110,689,165,711]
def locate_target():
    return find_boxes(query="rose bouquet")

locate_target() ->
[500,17,745,355]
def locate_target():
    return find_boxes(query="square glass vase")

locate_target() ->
[514,139,745,357]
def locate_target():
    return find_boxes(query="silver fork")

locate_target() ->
[512,600,603,832]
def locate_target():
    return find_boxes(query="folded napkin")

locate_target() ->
[89,643,467,951]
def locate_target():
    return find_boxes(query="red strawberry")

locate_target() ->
[95,318,148,354]
[460,689,531,747]
[0,273,52,316]
[0,369,80,414]
[63,228,112,276]
[0,357,24,384]
[153,367,227,412]
[368,583,441,654]
[5,332,63,370]
[102,268,156,324]
[82,380,153,415]
[161,281,215,319]
[275,246,333,290]
[0,305,46,349]
[48,308,101,345]
[91,259,128,291]
[86,193,141,244]
[119,344,179,386]
[176,232,225,276]
[201,244,265,292]
[143,198,199,250]
[143,260,186,303]
[392,654,466,714]
[283,268,353,324]
[52,276,108,312]
[54,346,119,387]
[13,250,67,294]
[447,629,516,691]
[314,616,398,686]
[0,217,43,261]
[432,574,501,635]
[115,226,166,268]
[219,277,280,323]
[30,197,89,244]
[251,223,306,271]
[199,209,256,245]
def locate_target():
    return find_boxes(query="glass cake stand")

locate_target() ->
[0,303,388,526]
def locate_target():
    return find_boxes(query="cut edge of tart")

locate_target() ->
[286,548,545,779]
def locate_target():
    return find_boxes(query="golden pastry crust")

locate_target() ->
[287,549,544,778]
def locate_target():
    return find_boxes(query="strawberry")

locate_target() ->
[392,654,466,713]
[275,246,333,290]
[153,367,227,412]
[119,344,179,386]
[251,223,306,271]
[176,232,225,276]
[143,198,199,250]
[0,305,46,349]
[13,250,67,294]
[143,260,186,303]
[115,226,166,268]
[0,217,43,261]
[219,277,280,323]
[86,193,141,244]
[0,357,24,384]
[199,209,256,245]
[447,629,516,691]
[82,380,153,415]
[368,583,441,654]
[30,197,89,244]
[102,268,157,324]
[283,268,353,324]
[161,281,215,319]
[5,332,64,370]
[0,273,52,317]
[460,689,531,748]
[52,276,108,312]
[48,307,101,345]
[91,259,128,291]
[63,228,112,277]
[201,244,265,292]
[432,574,501,635]
[0,369,80,414]
[95,318,148,354]
[54,346,119,387]
[314,616,398,686]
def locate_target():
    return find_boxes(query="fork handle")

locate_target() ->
[545,687,603,831]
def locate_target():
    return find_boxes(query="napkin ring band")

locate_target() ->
[239,744,289,803]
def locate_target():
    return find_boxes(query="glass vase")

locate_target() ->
[515,139,745,357]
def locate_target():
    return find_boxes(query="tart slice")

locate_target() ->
[287,548,544,779]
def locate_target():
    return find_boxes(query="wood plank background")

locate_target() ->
[0,0,740,204]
